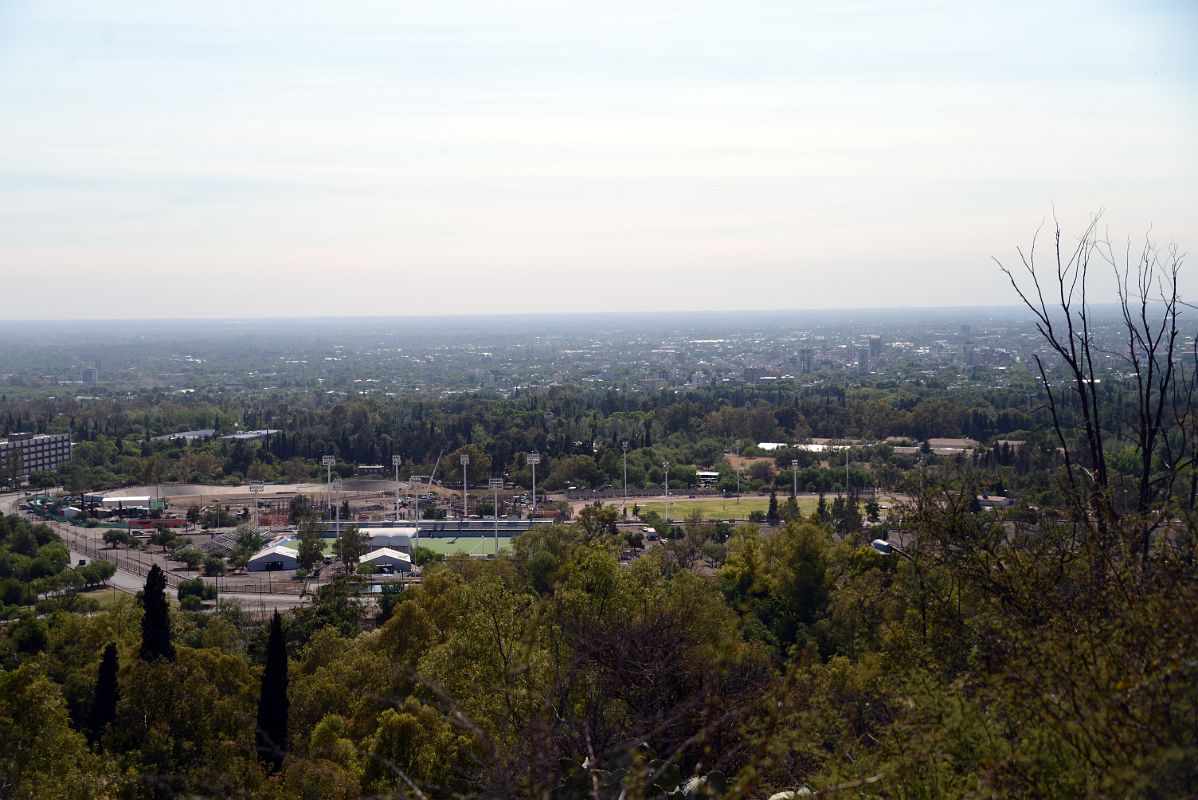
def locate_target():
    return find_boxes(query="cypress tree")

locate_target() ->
[256,611,289,772]
[88,642,119,745]
[139,564,175,662]
[767,489,780,524]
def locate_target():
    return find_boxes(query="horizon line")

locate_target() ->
[0,301,1087,326]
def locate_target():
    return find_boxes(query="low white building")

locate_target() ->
[360,547,412,574]
[248,544,299,572]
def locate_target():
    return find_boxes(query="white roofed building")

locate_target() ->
[361,527,417,553]
[360,548,413,574]
[248,545,299,572]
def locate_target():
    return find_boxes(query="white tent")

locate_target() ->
[360,547,412,574]
[362,527,417,552]
[248,544,299,572]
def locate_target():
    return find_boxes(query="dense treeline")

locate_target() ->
[10,377,1071,500]
[1,488,1195,798]
[0,514,115,618]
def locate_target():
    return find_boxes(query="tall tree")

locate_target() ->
[139,564,175,662]
[295,517,325,573]
[336,523,366,573]
[997,213,1196,560]
[256,611,289,772]
[87,642,119,745]
[766,489,780,524]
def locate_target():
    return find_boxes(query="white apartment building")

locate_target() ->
[0,432,72,479]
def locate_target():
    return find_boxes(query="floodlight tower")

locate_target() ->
[333,479,343,536]
[392,454,402,521]
[460,454,470,519]
[527,452,540,517]
[488,477,503,555]
[622,441,629,510]
[790,459,799,499]
[663,461,670,521]
[250,481,264,530]
[321,455,336,519]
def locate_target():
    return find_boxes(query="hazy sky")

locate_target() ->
[1,1,1195,319]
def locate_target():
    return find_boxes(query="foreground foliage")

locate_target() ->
[0,496,1193,798]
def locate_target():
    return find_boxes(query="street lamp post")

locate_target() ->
[392,455,402,522]
[622,441,629,511]
[527,452,540,518]
[460,454,470,519]
[871,538,926,644]
[663,461,670,521]
[488,477,503,556]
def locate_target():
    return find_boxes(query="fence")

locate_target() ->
[60,529,184,587]
[54,522,307,595]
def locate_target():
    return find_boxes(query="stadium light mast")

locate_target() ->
[489,477,503,556]
[790,459,799,499]
[622,441,629,511]
[460,454,470,519]
[250,481,264,530]
[663,461,670,521]
[321,455,336,520]
[333,479,343,538]
[527,452,540,518]
[392,454,402,522]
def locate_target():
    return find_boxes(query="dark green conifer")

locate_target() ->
[88,642,119,745]
[255,611,289,772]
[139,564,175,662]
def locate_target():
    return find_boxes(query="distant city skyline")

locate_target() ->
[1,0,1195,320]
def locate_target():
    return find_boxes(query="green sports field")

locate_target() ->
[415,536,513,556]
[636,496,821,521]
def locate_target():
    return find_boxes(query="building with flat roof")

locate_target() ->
[0,432,71,480]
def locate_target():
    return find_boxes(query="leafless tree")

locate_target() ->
[996,210,1195,563]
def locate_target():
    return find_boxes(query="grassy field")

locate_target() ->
[416,536,513,556]
[86,586,126,605]
[636,496,821,520]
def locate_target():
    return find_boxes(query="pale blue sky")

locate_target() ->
[1,0,1195,319]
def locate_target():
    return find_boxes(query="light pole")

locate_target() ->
[663,461,670,521]
[871,538,926,644]
[321,455,335,520]
[621,441,629,511]
[790,459,799,499]
[488,477,503,556]
[460,454,470,519]
[409,476,422,547]
[736,467,741,503]
[527,452,540,518]
[392,455,402,522]
[333,479,343,538]
[250,481,263,530]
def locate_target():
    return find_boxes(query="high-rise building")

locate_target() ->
[798,348,815,374]
[856,347,870,375]
[868,335,882,358]
[0,432,72,481]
